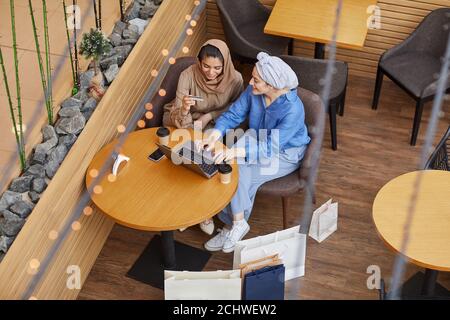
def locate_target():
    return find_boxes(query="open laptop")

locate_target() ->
[156,141,218,179]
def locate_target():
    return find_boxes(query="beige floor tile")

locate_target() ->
[0,46,20,97]
[7,0,61,11]
[0,95,47,152]
[0,148,21,194]
[0,1,47,51]
[3,49,74,104]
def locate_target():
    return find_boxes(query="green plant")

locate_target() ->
[1,1,26,170]
[72,0,80,94]
[79,28,111,75]
[63,0,79,95]
[29,0,54,124]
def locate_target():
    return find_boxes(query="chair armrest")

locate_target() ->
[299,139,320,184]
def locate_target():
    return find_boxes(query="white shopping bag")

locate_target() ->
[233,225,306,281]
[309,199,338,243]
[164,270,241,300]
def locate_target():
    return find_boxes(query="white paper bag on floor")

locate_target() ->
[233,225,306,281]
[164,270,241,300]
[309,199,338,243]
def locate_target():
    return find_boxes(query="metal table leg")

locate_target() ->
[421,268,438,296]
[161,231,176,269]
[288,39,294,55]
[127,231,212,289]
[314,42,325,59]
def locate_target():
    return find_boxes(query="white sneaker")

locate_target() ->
[222,220,250,253]
[199,219,215,235]
[204,228,230,252]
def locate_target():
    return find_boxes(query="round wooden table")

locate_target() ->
[86,127,238,287]
[373,170,450,297]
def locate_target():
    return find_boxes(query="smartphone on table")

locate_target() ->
[148,148,165,162]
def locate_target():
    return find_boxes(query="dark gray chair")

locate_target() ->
[216,0,291,63]
[258,88,325,231]
[372,8,450,146]
[145,57,197,127]
[425,125,450,171]
[280,55,348,150]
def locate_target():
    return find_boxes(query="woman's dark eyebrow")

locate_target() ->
[203,62,223,68]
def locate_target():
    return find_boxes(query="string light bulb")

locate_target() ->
[137,120,146,128]
[83,206,93,216]
[117,124,126,133]
[49,230,58,240]
[72,221,81,231]
[93,185,103,194]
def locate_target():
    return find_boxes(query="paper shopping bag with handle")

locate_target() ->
[243,264,285,300]
[164,270,241,300]
[309,199,338,243]
[233,225,306,281]
[239,254,282,278]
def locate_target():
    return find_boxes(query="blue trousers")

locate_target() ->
[218,146,307,226]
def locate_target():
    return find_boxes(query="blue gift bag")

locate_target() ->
[243,264,285,300]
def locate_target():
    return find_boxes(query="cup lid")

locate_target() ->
[218,164,232,174]
[157,127,170,137]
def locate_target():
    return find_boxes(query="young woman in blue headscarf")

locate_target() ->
[198,52,311,253]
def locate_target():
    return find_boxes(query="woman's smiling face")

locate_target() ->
[200,56,223,80]
[249,67,272,95]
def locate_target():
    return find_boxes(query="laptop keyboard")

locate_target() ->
[178,144,218,176]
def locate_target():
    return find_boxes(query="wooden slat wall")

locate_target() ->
[206,0,449,78]
[0,0,206,300]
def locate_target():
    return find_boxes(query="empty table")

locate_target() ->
[264,0,376,59]
[373,170,450,298]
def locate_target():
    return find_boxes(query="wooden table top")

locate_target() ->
[264,0,376,49]
[372,170,450,271]
[86,128,238,232]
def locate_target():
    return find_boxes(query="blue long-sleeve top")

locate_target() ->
[214,85,311,159]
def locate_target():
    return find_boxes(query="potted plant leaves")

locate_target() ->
[79,28,111,101]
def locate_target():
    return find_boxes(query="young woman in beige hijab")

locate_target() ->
[163,39,244,130]
[162,39,244,235]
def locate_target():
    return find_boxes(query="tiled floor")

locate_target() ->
[0,0,130,193]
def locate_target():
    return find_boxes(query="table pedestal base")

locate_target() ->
[388,271,450,299]
[126,234,211,289]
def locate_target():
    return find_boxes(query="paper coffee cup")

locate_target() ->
[156,127,170,146]
[218,164,232,184]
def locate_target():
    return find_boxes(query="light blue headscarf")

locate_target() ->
[255,52,299,90]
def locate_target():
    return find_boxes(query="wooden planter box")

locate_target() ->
[0,0,206,299]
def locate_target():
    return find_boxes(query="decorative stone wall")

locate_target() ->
[0,0,163,262]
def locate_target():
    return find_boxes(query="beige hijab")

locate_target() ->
[192,39,240,94]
